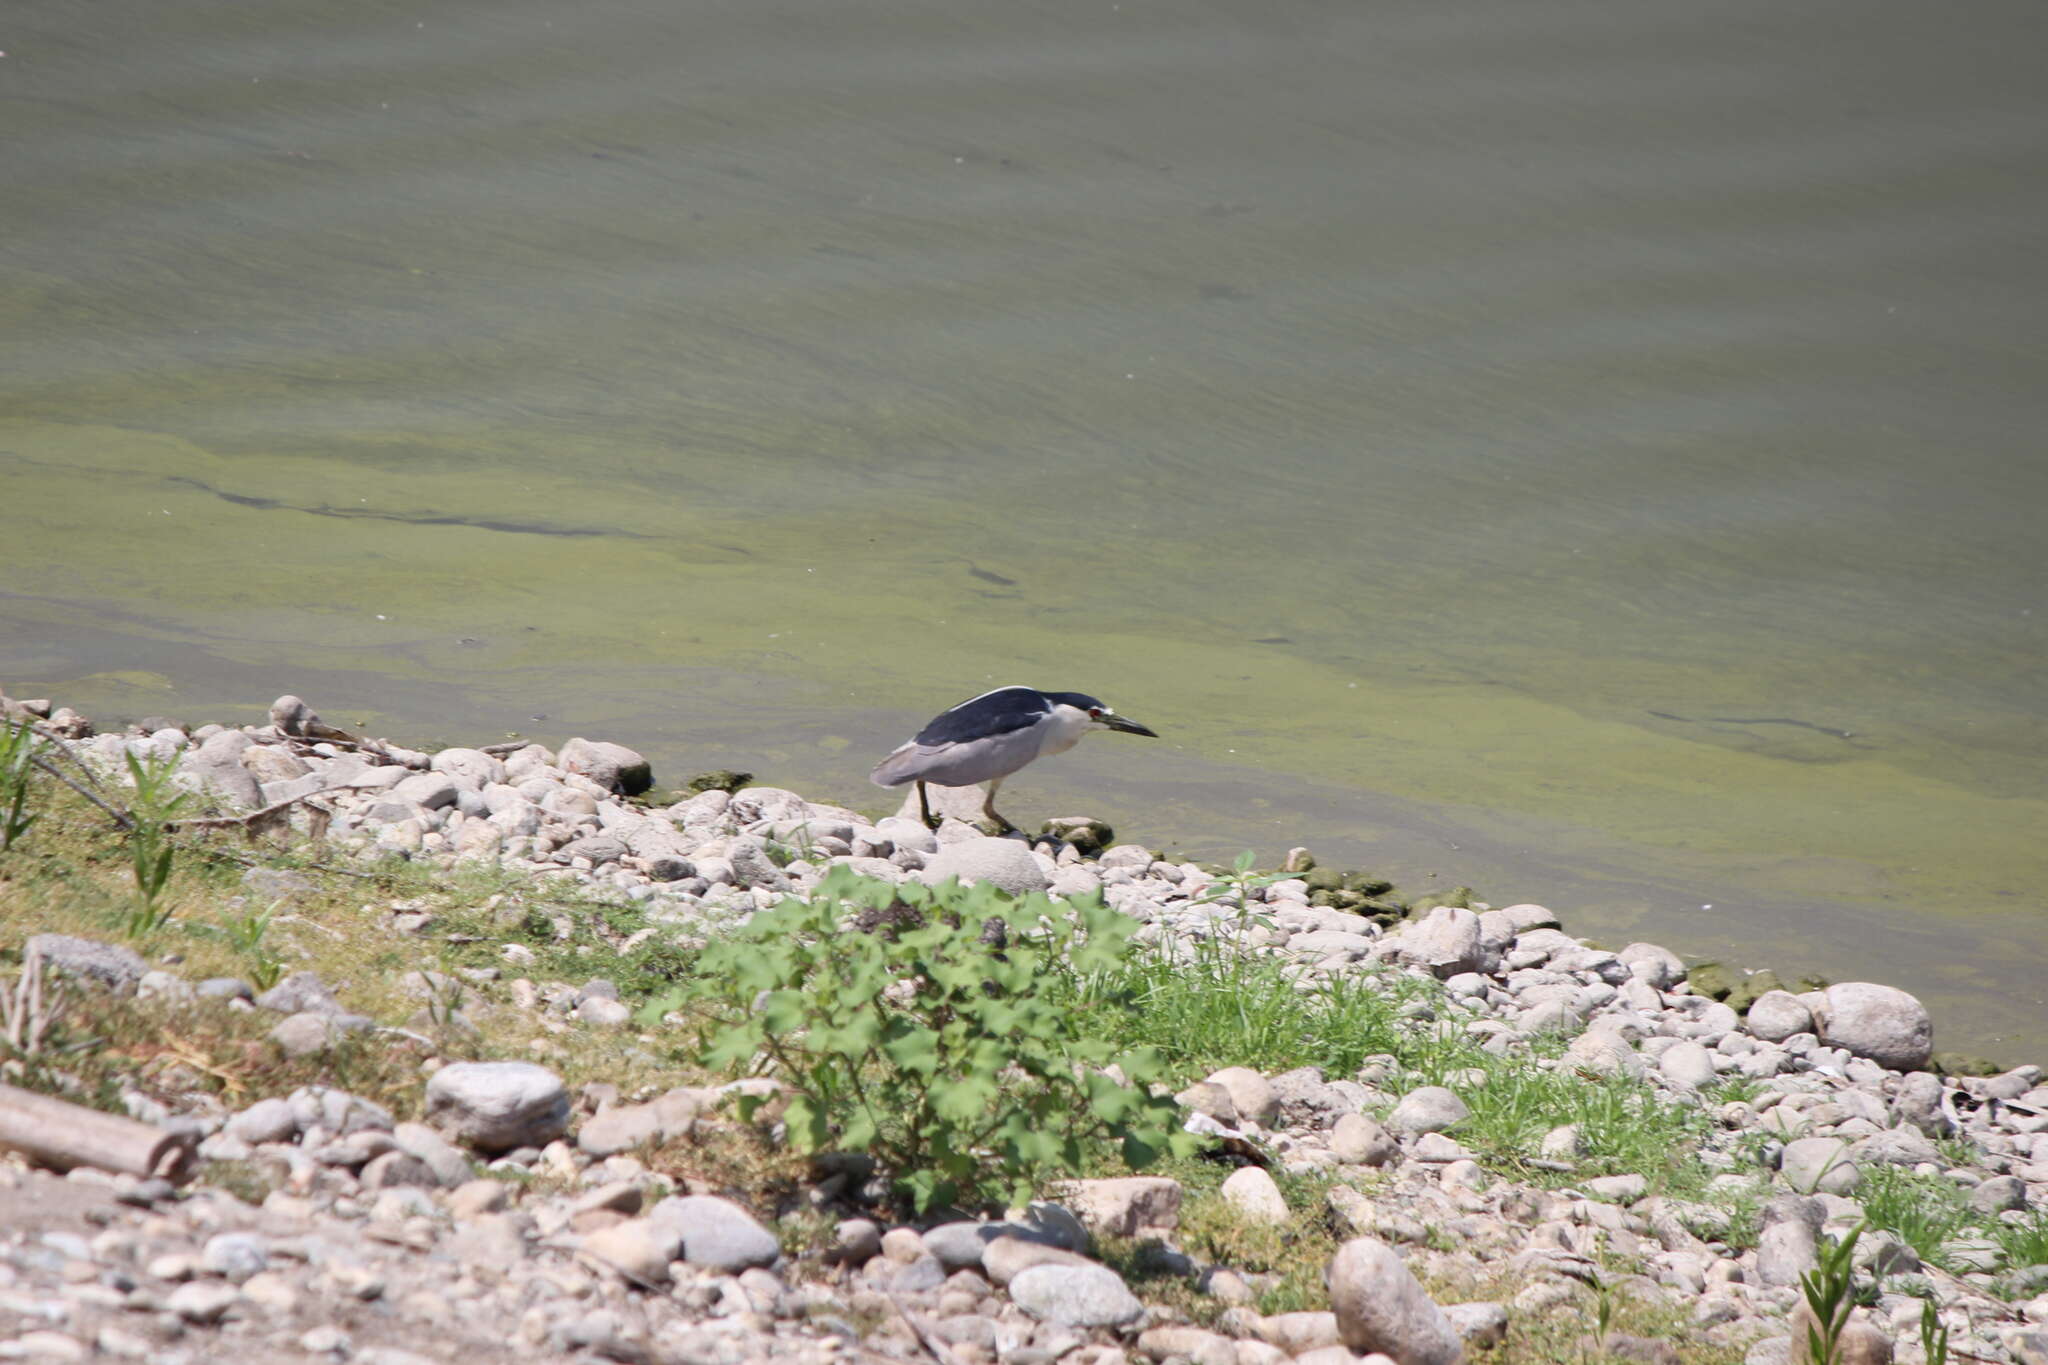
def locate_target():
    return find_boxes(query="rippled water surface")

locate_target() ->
[5,0,2046,1054]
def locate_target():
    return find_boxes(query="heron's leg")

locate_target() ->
[916,780,939,831]
[980,778,1016,833]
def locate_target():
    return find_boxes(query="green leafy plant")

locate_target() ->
[121,750,193,937]
[0,719,42,853]
[191,904,286,991]
[644,865,1198,1213]
[1800,1221,1864,1364]
[1919,1298,1949,1365]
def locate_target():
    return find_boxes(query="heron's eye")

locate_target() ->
[1089,708,1102,719]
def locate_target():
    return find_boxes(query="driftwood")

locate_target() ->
[0,1082,197,1181]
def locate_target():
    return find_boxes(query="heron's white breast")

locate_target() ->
[1036,703,1095,758]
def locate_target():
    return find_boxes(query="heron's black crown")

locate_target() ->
[912,685,1100,746]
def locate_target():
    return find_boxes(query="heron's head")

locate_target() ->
[1046,692,1158,738]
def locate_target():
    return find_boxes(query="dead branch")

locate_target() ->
[0,1081,197,1181]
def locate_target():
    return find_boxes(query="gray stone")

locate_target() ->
[1221,1166,1290,1224]
[727,835,793,892]
[1387,1086,1469,1136]
[580,1219,683,1286]
[1326,1236,1464,1365]
[918,837,1051,896]
[559,738,653,796]
[429,747,506,788]
[1891,1072,1954,1138]
[1055,1176,1183,1237]
[1441,1302,1509,1349]
[225,1098,298,1145]
[1813,983,1933,1073]
[177,730,263,809]
[199,1232,269,1284]
[645,1195,781,1271]
[391,772,460,810]
[1392,906,1484,978]
[1205,1067,1280,1127]
[1745,991,1815,1044]
[255,971,347,1017]
[982,1237,1095,1290]
[921,1220,1064,1272]
[1617,942,1685,990]
[1755,1196,1823,1287]
[1332,1113,1399,1166]
[196,977,256,1001]
[1971,1175,2028,1215]
[271,1012,348,1056]
[360,1152,440,1192]
[1781,1137,1860,1194]
[577,1089,703,1157]
[1659,1041,1719,1091]
[1007,1263,1144,1328]
[25,935,148,994]
[166,1280,244,1323]
[425,1061,571,1154]
[1850,1125,1941,1168]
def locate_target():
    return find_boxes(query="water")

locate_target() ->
[5,0,2046,1055]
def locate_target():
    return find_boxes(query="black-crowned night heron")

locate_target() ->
[871,685,1158,831]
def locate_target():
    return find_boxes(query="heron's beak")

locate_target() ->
[1101,713,1158,737]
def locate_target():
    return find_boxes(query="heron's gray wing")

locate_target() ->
[869,724,1045,789]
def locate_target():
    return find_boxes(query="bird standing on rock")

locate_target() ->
[870,685,1158,831]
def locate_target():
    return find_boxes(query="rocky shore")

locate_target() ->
[1,692,2046,1365]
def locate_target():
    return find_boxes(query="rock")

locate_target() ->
[830,1219,883,1265]
[226,1098,298,1145]
[1136,1326,1239,1365]
[922,1220,1066,1272]
[1387,1086,1469,1136]
[1392,906,1484,978]
[1221,1167,1290,1224]
[1971,1175,2028,1215]
[644,1195,781,1271]
[1326,1237,1463,1365]
[1332,1113,1399,1166]
[1585,1174,1648,1204]
[1849,1125,1941,1168]
[982,1236,1098,1287]
[1247,1312,1343,1355]
[1745,991,1814,1044]
[24,934,148,994]
[1204,1067,1279,1127]
[255,971,347,1017]
[1041,816,1115,855]
[1890,1072,1953,1137]
[425,1062,571,1153]
[199,1232,269,1284]
[727,835,793,892]
[1007,1263,1144,1328]
[1175,1081,1239,1126]
[177,730,263,809]
[918,837,1052,895]
[578,1090,703,1156]
[269,695,338,738]
[1617,943,1685,990]
[1055,1176,1184,1237]
[1813,983,1933,1072]
[271,1012,346,1057]
[360,1152,440,1191]
[581,1219,684,1286]
[558,738,653,796]
[1755,1196,1823,1287]
[1781,1137,1860,1195]
[430,747,507,787]
[166,1280,244,1323]
[1441,1303,1508,1349]
[1658,1041,1719,1091]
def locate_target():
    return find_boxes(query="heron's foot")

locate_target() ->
[916,782,941,831]
[979,809,1019,837]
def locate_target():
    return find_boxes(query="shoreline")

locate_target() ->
[3,690,2048,1363]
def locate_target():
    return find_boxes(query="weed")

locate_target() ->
[1799,1221,1863,1364]
[1919,1298,1950,1365]
[0,719,42,853]
[645,866,1197,1213]
[1857,1167,1976,1270]
[120,750,191,937]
